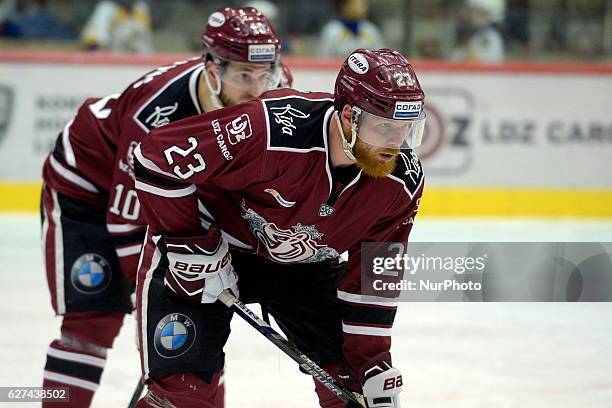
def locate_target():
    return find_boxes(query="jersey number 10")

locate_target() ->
[109,184,141,221]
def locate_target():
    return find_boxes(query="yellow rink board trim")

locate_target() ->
[1,182,42,212]
[1,183,612,217]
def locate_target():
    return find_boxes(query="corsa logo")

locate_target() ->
[393,101,421,119]
[248,44,276,62]
[225,114,253,145]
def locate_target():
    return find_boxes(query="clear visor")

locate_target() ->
[218,62,281,95]
[356,107,426,149]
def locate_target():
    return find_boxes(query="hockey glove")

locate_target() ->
[163,225,238,303]
[361,357,403,408]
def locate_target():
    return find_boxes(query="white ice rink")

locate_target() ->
[1,214,611,407]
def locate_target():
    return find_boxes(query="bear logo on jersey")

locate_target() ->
[154,313,196,358]
[118,141,139,177]
[70,253,112,294]
[241,201,339,263]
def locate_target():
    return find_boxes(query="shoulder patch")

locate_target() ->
[133,64,202,133]
[263,96,334,151]
[388,150,424,198]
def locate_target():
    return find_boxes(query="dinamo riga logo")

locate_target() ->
[70,253,112,294]
[154,313,196,358]
[241,202,339,263]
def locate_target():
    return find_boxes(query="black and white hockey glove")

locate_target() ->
[163,225,238,303]
[361,358,403,408]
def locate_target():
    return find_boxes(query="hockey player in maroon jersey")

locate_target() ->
[132,48,426,407]
[39,7,286,407]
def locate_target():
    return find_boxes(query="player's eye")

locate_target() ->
[258,72,272,81]
[231,72,251,84]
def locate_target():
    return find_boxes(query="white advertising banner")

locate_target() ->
[1,59,611,188]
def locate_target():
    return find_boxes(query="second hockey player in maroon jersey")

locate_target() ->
[40,7,286,407]
[133,48,426,407]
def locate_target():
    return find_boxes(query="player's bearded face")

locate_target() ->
[353,138,400,177]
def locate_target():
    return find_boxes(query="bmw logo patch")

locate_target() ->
[154,313,196,358]
[70,253,112,294]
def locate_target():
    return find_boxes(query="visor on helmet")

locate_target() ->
[354,106,426,149]
[218,61,281,94]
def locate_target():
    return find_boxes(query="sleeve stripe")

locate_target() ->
[111,230,146,246]
[43,371,99,392]
[337,290,398,307]
[134,144,181,180]
[116,244,143,257]
[49,155,99,193]
[61,118,76,167]
[341,305,396,326]
[342,322,392,337]
[135,180,196,198]
[47,346,106,368]
[134,158,187,189]
[107,223,144,233]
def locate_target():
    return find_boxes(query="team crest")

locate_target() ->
[318,204,335,217]
[154,313,196,358]
[118,141,139,177]
[241,201,339,263]
[70,253,112,294]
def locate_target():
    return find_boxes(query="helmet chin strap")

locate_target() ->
[203,66,224,109]
[334,110,357,162]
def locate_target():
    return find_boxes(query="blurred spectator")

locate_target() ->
[0,0,74,39]
[81,0,153,53]
[504,0,529,53]
[565,0,606,56]
[451,0,505,62]
[319,0,384,58]
[0,0,18,37]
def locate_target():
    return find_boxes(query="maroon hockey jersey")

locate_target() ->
[133,88,424,376]
[42,58,208,281]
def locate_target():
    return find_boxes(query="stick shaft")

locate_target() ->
[127,378,144,408]
[218,291,364,407]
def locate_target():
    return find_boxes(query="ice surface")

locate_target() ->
[1,214,611,407]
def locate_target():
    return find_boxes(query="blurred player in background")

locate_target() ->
[40,6,287,407]
[81,0,154,53]
[132,48,425,407]
[319,0,385,58]
[451,0,506,62]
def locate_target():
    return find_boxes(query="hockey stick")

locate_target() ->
[127,378,144,408]
[218,290,365,408]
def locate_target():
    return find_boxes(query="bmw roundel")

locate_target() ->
[154,313,196,358]
[70,253,112,294]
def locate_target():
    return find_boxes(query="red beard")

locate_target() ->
[353,140,399,177]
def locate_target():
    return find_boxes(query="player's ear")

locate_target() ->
[341,104,352,129]
[205,60,219,82]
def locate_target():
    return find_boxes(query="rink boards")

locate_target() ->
[0,52,611,216]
